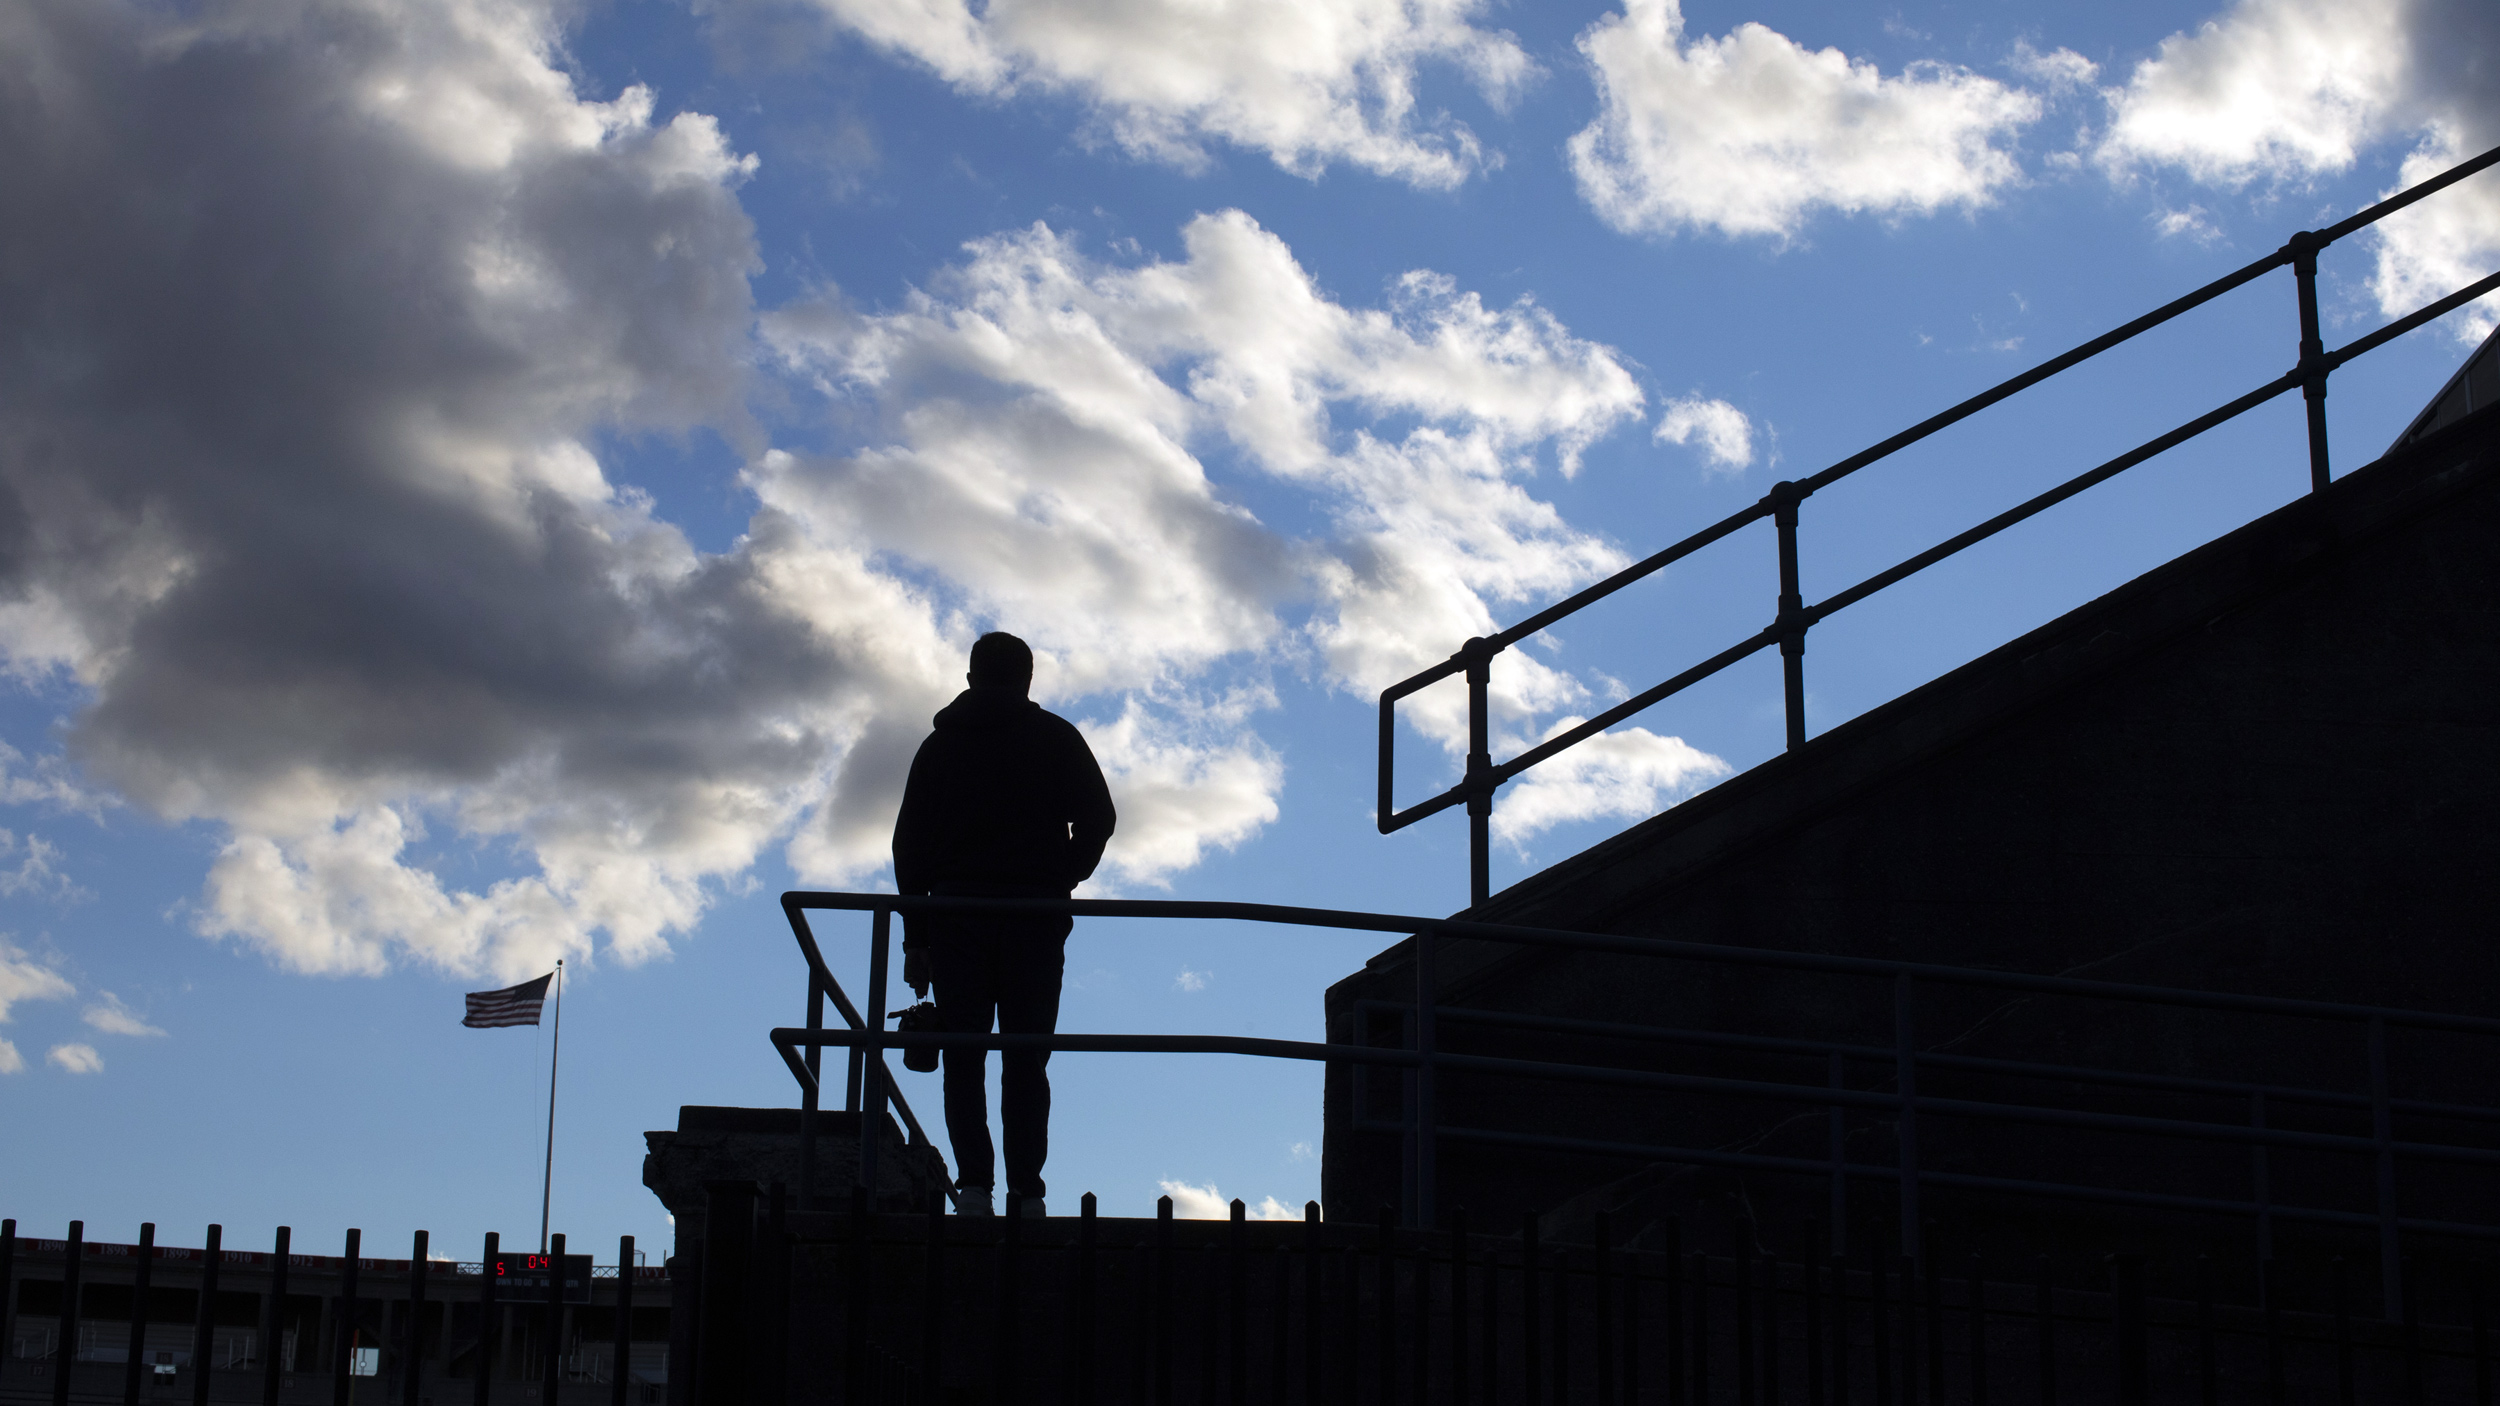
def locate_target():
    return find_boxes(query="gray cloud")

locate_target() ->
[0,0,1709,980]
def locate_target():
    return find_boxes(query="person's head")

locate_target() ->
[967,631,1034,695]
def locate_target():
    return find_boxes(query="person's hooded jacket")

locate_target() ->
[892,686,1117,899]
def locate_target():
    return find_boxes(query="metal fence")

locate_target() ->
[772,892,2500,1338]
[1372,141,2500,908]
[696,1188,2497,1404]
[0,1218,661,1406]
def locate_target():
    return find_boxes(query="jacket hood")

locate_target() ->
[932,687,1037,732]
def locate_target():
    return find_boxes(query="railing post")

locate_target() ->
[193,1224,222,1406]
[997,1195,1024,1403]
[1305,1203,1324,1406]
[1461,636,1496,908]
[1595,1213,1614,1406]
[0,1220,13,1392]
[1690,1251,1708,1406]
[1390,1200,1410,1400]
[2195,1256,2215,1406]
[333,1227,359,1406]
[1077,1193,1098,1405]
[2250,1092,2273,1275]
[1805,1243,1825,1406]
[1663,1222,1683,1406]
[126,1221,156,1406]
[1155,1196,1174,1406]
[800,967,823,1210]
[2108,1254,2147,1406]
[840,1184,866,1404]
[1736,1246,1754,1406]
[921,1187,946,1402]
[1415,923,1438,1230]
[1969,1253,1988,1406]
[1229,1200,1248,1406]
[543,1232,566,1406]
[1829,1050,1849,1260]
[1770,480,1809,751]
[1893,975,1921,1267]
[1450,1208,1470,1406]
[861,907,891,1202]
[1521,1213,1541,1406]
[2291,230,2332,491]
[404,1231,429,1406]
[54,1219,81,1406]
[261,1225,289,1406]
[2032,1256,2053,1406]
[2333,1258,2356,1405]
[611,1234,633,1406]
[2368,1016,2404,1321]
[2262,1258,2285,1404]
[472,1231,497,1406]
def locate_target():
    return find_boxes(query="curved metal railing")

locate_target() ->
[1378,142,2500,906]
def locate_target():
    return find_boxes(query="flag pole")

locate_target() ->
[540,958,563,1254]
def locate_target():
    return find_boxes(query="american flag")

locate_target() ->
[463,973,553,1029]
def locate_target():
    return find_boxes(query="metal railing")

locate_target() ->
[0,1218,658,1406]
[1377,142,2500,907]
[774,891,2500,1329]
[726,1192,2499,1405]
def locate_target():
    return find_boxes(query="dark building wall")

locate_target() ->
[1324,403,2500,1271]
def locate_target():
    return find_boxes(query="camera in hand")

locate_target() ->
[890,1000,942,1073]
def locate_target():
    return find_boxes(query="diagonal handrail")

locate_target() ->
[1379,142,2500,906]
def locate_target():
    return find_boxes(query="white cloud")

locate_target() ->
[1158,1179,1304,1220]
[0,830,86,902]
[2095,0,2500,341]
[1652,394,1754,472]
[2153,205,2224,244]
[82,991,166,1039]
[2009,40,2098,91]
[2369,127,2500,344]
[0,1,1707,984]
[0,939,75,1022]
[1489,722,1729,847]
[2096,0,2411,185]
[0,1038,20,1073]
[1567,0,2042,239]
[47,1041,103,1074]
[1173,967,1210,992]
[767,210,1699,869]
[777,0,1535,188]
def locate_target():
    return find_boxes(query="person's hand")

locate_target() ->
[903,946,930,999]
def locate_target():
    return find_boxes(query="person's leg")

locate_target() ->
[995,924,1067,1201]
[929,929,1002,1194]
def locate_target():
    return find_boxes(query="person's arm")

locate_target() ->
[891,740,937,900]
[1061,723,1117,888]
[892,740,938,996]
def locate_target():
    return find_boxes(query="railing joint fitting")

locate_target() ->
[1773,599,1815,655]
[1765,478,1806,523]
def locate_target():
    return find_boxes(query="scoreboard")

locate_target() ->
[490,1251,593,1302]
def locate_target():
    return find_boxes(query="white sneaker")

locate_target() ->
[955,1186,994,1217]
[1019,1197,1047,1219]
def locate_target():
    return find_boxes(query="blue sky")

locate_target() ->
[1,0,2494,1262]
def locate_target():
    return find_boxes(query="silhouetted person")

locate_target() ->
[894,632,1116,1218]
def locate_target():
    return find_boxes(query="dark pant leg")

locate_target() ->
[930,931,1001,1190]
[995,932,1067,1200]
